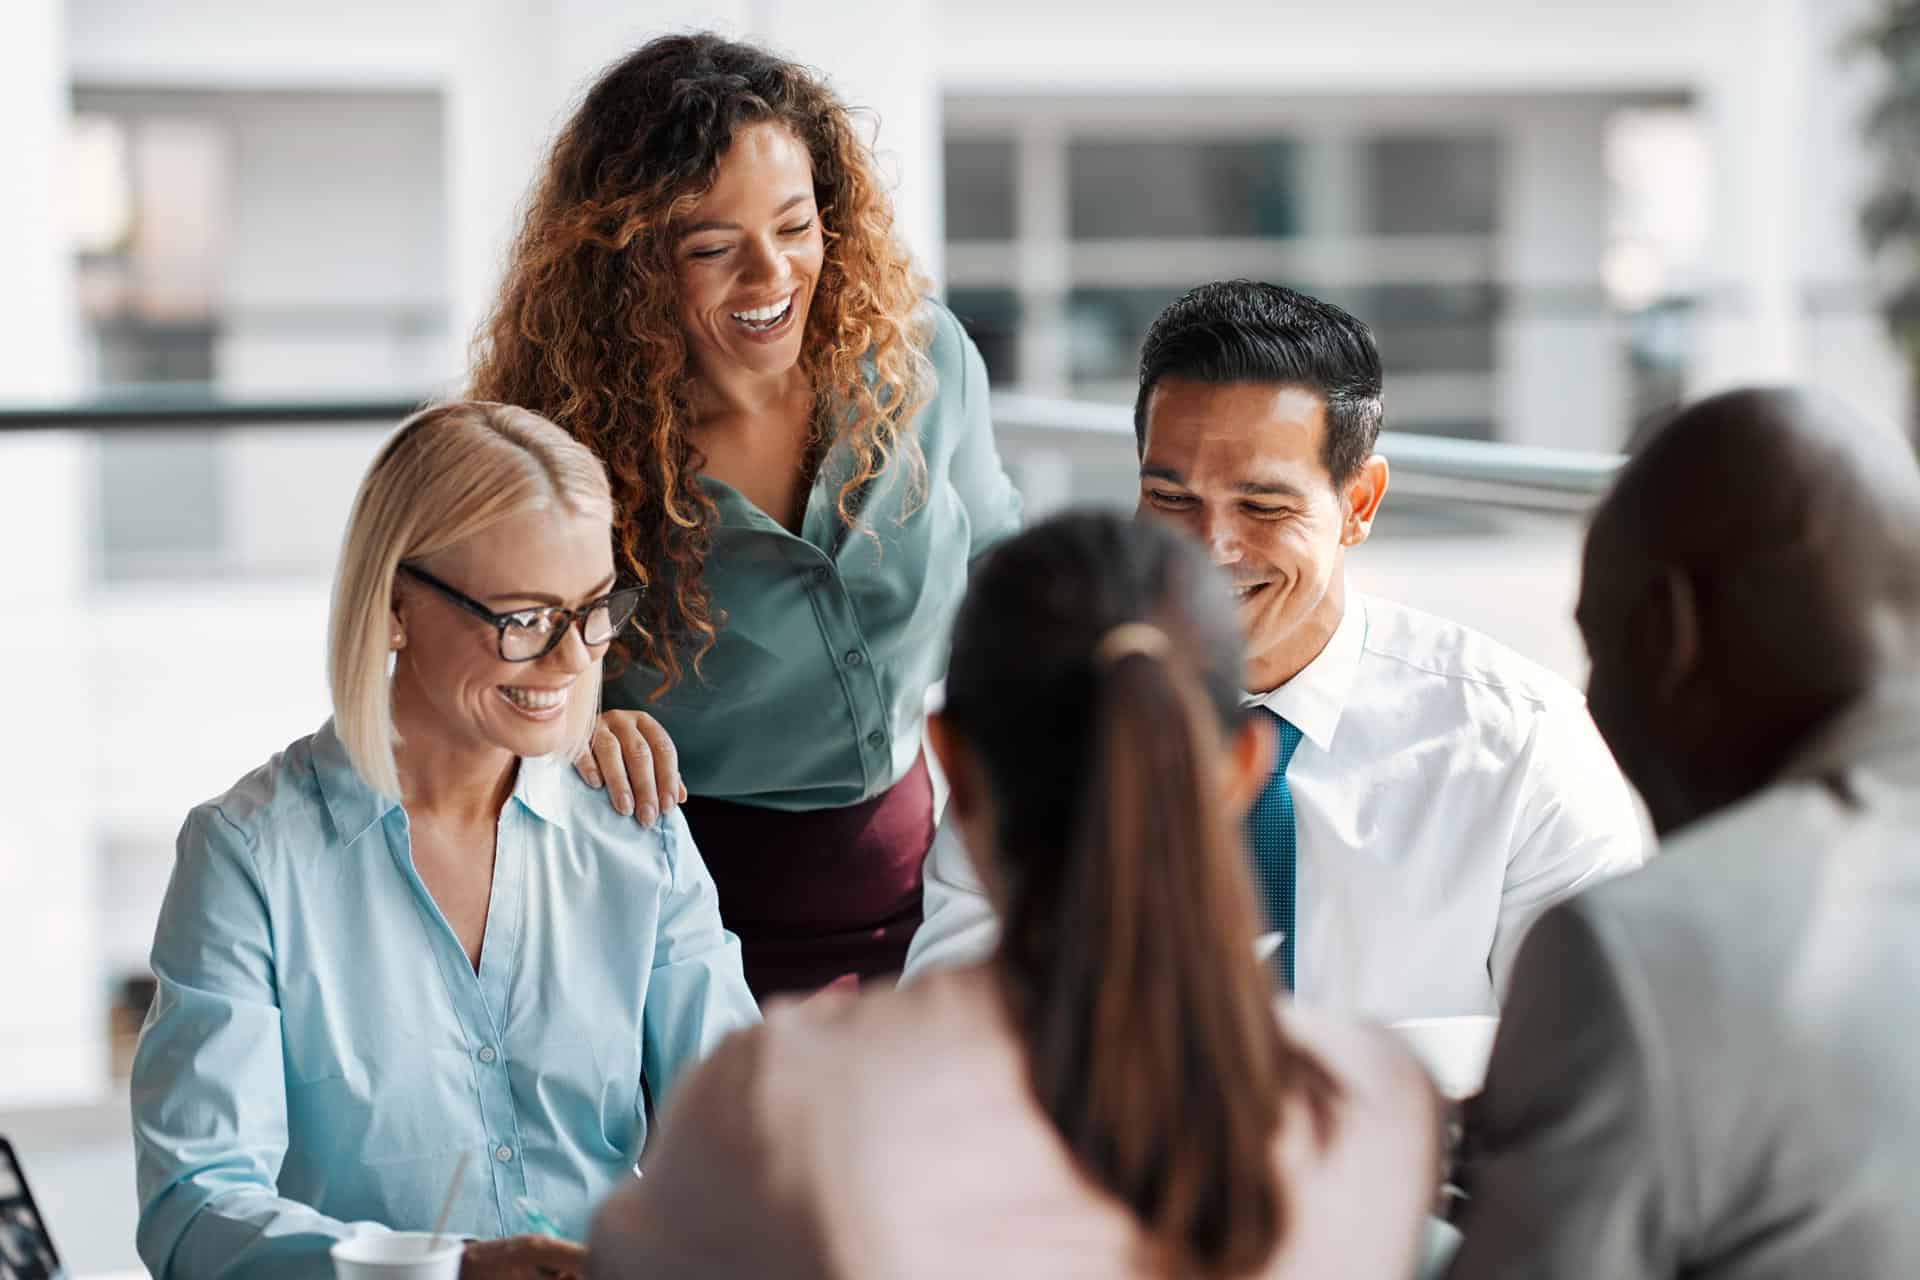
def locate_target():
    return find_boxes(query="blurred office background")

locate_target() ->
[3,0,1914,1269]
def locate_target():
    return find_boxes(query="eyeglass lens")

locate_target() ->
[498,591,640,661]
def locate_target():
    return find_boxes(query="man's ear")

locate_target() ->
[1637,564,1702,701]
[1222,712,1277,819]
[1342,455,1390,547]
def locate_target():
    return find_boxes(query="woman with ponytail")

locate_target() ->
[589,511,1439,1279]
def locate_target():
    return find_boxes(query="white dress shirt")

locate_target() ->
[902,589,1646,1020]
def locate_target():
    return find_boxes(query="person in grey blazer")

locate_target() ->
[1445,385,1920,1278]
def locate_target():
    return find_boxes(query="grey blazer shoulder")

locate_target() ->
[1451,687,1920,1279]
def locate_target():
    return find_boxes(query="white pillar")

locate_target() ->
[1013,119,1070,395]
[1496,105,1627,452]
[1692,0,1808,394]
[1,1,79,399]
[0,0,106,1106]
[1299,129,1364,285]
[445,0,560,379]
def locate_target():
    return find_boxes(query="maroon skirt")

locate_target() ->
[679,754,936,1000]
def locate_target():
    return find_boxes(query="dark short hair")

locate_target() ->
[1134,280,1384,485]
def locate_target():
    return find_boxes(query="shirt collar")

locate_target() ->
[311,718,574,843]
[510,753,574,832]
[1240,591,1368,753]
[312,718,402,846]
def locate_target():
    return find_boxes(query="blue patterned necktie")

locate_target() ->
[1246,710,1305,991]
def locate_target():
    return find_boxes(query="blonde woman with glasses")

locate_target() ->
[130,402,758,1280]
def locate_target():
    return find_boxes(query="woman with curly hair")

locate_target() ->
[470,33,1021,998]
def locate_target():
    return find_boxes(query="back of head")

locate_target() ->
[1583,386,1920,828]
[328,401,614,798]
[941,510,1337,1278]
[1134,280,1384,484]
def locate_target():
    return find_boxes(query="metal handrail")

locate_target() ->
[0,388,430,431]
[0,387,1623,508]
[990,392,1623,509]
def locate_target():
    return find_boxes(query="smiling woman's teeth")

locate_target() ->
[731,295,792,329]
[501,687,566,711]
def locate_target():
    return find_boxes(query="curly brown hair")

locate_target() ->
[469,32,931,693]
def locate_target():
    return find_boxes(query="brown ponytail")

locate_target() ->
[944,511,1339,1278]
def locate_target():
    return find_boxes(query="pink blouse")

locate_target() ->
[591,966,1439,1278]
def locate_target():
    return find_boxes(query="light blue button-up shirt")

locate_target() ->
[131,720,759,1279]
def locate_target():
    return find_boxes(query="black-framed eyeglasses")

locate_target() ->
[398,562,643,662]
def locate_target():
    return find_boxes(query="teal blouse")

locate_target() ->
[604,301,1021,812]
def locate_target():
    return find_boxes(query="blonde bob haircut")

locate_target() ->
[329,400,616,800]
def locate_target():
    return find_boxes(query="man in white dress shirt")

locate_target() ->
[905,280,1644,1019]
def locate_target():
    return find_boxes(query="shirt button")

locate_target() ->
[845,650,865,667]
[495,1144,515,1163]
[811,566,830,584]
[477,1046,497,1064]
[866,730,885,748]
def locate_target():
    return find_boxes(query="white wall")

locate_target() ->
[66,0,1717,98]
[934,0,1711,93]
[1,0,102,1109]
[66,0,457,88]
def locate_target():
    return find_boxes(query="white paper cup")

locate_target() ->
[331,1231,464,1280]
[1389,1015,1499,1101]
